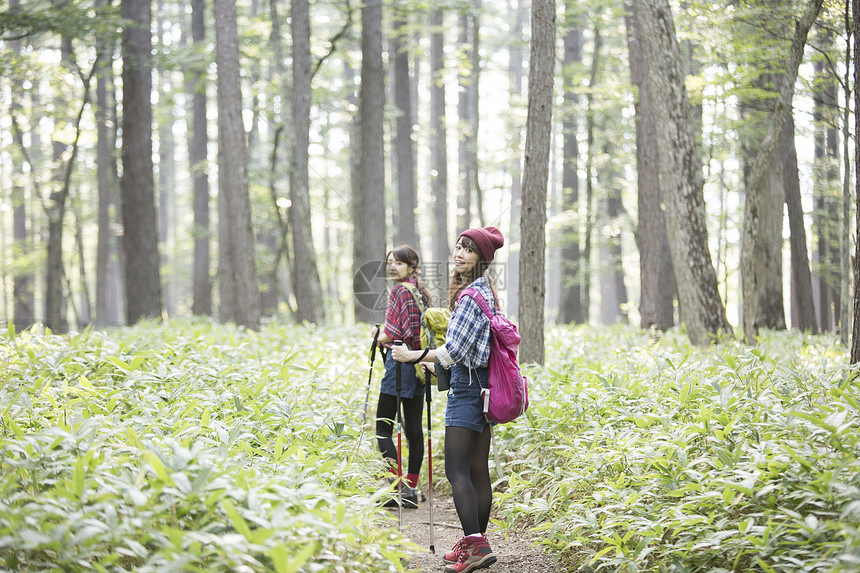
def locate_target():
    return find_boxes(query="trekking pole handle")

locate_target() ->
[371,324,381,360]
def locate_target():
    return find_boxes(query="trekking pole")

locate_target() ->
[425,363,436,554]
[393,340,404,531]
[362,325,382,425]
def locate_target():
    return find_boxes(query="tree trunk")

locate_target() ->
[45,36,73,333]
[507,0,526,319]
[269,0,295,319]
[557,4,584,324]
[783,113,817,333]
[121,0,163,325]
[599,177,629,325]
[582,24,601,325]
[633,0,731,345]
[470,3,484,227]
[457,11,475,231]
[290,0,325,324]
[626,1,675,331]
[353,0,387,323]
[392,10,418,248]
[741,0,822,344]
[519,0,555,365]
[9,2,35,330]
[187,0,211,317]
[95,0,119,327]
[813,37,839,332]
[849,0,860,363]
[430,9,450,306]
[214,0,260,330]
[157,3,177,317]
[840,17,852,346]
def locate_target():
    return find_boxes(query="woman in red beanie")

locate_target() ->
[392,226,503,573]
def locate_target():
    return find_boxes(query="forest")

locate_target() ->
[3,0,860,571]
[0,0,856,351]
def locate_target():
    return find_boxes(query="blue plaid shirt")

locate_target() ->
[438,277,495,369]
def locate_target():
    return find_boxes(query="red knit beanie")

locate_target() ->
[459,226,504,264]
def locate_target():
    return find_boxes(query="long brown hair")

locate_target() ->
[446,235,498,311]
[388,244,433,308]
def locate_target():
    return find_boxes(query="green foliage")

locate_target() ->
[0,320,411,572]
[5,321,859,572]
[492,325,860,572]
[0,2,120,43]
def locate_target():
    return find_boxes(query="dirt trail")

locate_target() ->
[391,493,564,573]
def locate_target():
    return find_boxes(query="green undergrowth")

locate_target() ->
[492,325,860,572]
[3,319,859,572]
[0,319,412,572]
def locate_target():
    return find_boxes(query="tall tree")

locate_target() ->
[269,0,295,319]
[45,34,74,332]
[740,0,822,344]
[812,32,840,332]
[469,1,483,226]
[519,0,555,365]
[95,0,119,327]
[353,0,386,323]
[290,0,325,324]
[783,112,817,333]
[430,9,450,306]
[214,0,260,329]
[735,0,790,338]
[633,0,731,345]
[626,0,674,331]
[9,0,35,330]
[391,8,417,248]
[850,0,860,363]
[121,0,162,325]
[599,173,629,325]
[557,1,584,324]
[581,24,601,324]
[187,0,211,316]
[507,0,526,319]
[840,7,852,346]
[457,10,475,230]
[156,0,177,317]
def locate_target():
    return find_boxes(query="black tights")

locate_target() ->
[445,425,492,536]
[376,392,424,476]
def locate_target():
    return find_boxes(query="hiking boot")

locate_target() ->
[401,485,419,508]
[381,484,419,509]
[443,537,468,564]
[444,535,496,573]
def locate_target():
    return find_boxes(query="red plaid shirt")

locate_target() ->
[383,277,423,350]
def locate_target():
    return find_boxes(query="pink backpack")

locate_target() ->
[459,288,529,424]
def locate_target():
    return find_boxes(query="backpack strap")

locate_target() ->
[458,287,493,320]
[399,281,426,313]
[460,287,505,480]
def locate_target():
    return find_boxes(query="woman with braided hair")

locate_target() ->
[371,244,432,508]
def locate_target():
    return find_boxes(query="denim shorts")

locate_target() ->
[444,364,490,433]
[380,352,421,399]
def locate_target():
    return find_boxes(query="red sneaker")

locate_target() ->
[443,535,496,573]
